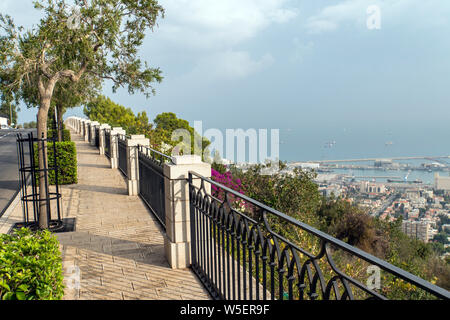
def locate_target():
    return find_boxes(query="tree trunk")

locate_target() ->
[56,104,64,142]
[37,102,50,230]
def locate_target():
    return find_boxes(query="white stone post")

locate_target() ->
[84,120,91,142]
[80,120,86,138]
[77,118,82,134]
[99,124,111,155]
[126,135,150,196]
[110,127,126,169]
[163,155,211,269]
[90,121,100,147]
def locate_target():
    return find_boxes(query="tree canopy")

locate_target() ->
[84,95,151,135]
[0,0,165,229]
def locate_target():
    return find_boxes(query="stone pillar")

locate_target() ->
[163,155,211,269]
[110,127,126,169]
[99,124,111,155]
[84,120,91,142]
[77,118,81,134]
[126,135,150,196]
[90,121,100,146]
[80,120,86,138]
[78,118,83,134]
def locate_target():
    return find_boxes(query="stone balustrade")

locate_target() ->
[64,117,211,269]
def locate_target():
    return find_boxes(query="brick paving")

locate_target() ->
[0,131,211,300]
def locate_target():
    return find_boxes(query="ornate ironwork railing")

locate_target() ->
[104,130,111,159]
[87,123,91,142]
[117,134,128,177]
[95,127,100,148]
[137,145,174,229]
[188,171,450,301]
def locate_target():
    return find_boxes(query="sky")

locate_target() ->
[2,0,450,161]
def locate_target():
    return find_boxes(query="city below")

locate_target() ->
[232,155,450,259]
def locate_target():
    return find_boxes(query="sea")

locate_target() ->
[277,128,450,186]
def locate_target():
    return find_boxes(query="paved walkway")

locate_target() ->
[1,131,210,300]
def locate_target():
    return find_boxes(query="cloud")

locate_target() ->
[290,39,314,63]
[191,50,275,79]
[305,0,450,34]
[156,0,299,50]
[305,0,369,34]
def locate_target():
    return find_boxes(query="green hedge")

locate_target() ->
[0,228,64,300]
[34,141,78,185]
[47,129,71,142]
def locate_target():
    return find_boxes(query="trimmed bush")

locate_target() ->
[0,228,64,300]
[34,141,78,185]
[47,129,71,142]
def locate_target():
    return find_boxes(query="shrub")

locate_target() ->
[34,141,78,185]
[0,228,64,300]
[47,129,71,142]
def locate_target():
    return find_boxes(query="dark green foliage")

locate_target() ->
[433,232,450,244]
[212,161,227,175]
[84,99,211,159]
[0,228,64,300]
[34,141,77,185]
[227,163,450,296]
[84,95,152,135]
[47,129,71,142]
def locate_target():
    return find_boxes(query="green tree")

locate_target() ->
[152,112,211,159]
[433,232,450,245]
[0,0,164,229]
[84,95,152,135]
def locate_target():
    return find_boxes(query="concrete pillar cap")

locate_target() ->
[129,135,146,139]
[172,155,203,165]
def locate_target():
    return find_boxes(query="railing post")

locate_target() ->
[90,121,100,146]
[78,118,83,135]
[84,120,91,142]
[163,155,211,269]
[80,119,86,138]
[99,124,111,155]
[126,135,150,196]
[109,127,126,169]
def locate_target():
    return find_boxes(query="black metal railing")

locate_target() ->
[188,171,450,301]
[88,124,91,142]
[104,130,111,159]
[118,134,128,177]
[95,127,100,148]
[138,146,174,229]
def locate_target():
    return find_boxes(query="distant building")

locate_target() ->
[0,116,7,126]
[359,181,386,194]
[320,186,341,198]
[374,159,393,167]
[296,163,320,170]
[401,220,431,243]
[434,173,450,191]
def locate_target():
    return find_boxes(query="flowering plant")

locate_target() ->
[211,168,247,211]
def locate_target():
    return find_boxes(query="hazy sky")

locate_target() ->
[3,0,450,160]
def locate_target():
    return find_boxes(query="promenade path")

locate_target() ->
[0,131,210,300]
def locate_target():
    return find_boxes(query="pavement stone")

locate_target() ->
[0,131,210,301]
